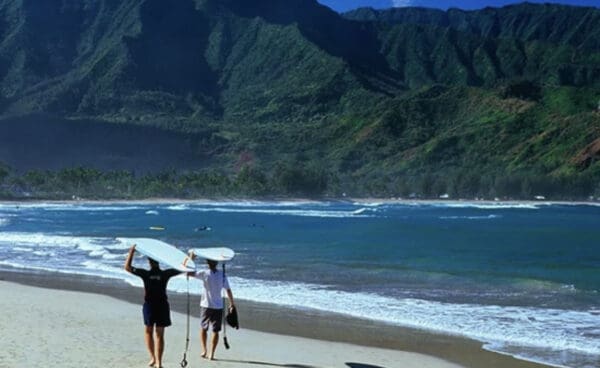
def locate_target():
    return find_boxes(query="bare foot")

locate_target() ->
[209,355,215,361]
[201,352,208,359]
[148,359,156,367]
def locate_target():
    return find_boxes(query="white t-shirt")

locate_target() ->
[193,268,230,309]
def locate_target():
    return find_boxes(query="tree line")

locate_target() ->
[0,163,598,201]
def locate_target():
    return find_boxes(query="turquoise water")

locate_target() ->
[0,201,598,367]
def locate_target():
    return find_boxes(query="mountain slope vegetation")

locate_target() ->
[0,0,598,199]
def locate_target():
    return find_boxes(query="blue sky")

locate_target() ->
[317,0,600,12]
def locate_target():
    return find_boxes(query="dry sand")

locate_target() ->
[0,280,466,368]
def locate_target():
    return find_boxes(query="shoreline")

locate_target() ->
[0,268,552,368]
[1,197,599,207]
[0,279,465,368]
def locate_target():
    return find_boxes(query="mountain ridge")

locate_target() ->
[344,2,600,51]
[0,0,598,199]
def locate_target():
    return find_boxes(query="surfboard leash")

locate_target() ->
[222,263,230,349]
[180,274,191,368]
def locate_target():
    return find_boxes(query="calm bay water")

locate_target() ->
[0,200,598,368]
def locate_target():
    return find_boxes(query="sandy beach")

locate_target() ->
[0,280,463,368]
[0,270,553,368]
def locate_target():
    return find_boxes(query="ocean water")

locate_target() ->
[0,200,598,368]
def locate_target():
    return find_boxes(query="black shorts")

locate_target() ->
[143,302,172,327]
[201,307,223,332]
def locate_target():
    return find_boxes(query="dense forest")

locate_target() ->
[0,0,598,200]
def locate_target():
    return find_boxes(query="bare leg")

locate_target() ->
[144,325,156,367]
[209,331,219,360]
[155,327,165,368]
[200,329,208,358]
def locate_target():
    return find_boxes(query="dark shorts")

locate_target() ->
[143,302,172,327]
[201,307,223,332]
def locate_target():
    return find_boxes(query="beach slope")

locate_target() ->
[0,281,464,368]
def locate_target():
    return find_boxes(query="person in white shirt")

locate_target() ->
[189,254,235,360]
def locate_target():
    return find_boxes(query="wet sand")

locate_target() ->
[0,269,551,368]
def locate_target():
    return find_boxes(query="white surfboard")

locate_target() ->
[190,247,235,262]
[119,237,196,272]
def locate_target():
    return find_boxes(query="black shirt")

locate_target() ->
[131,267,181,304]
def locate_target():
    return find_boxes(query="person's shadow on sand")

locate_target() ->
[217,360,320,368]
[346,363,387,368]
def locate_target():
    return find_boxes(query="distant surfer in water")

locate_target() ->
[125,245,182,368]
[188,253,235,361]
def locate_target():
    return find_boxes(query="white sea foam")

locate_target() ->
[101,252,125,260]
[0,260,122,280]
[12,247,33,252]
[104,241,132,251]
[0,232,82,248]
[439,215,501,220]
[217,278,600,361]
[154,275,600,363]
[189,207,375,218]
[431,202,540,210]
[352,207,378,215]
[0,203,68,210]
[352,202,384,207]
[483,341,600,368]
[89,249,109,257]
[77,242,108,253]
[145,210,159,215]
[0,261,33,270]
[175,200,327,208]
[0,233,123,259]
[79,260,130,277]
[33,250,56,257]
[166,204,189,211]
[35,204,144,211]
[0,218,10,227]
[359,201,537,210]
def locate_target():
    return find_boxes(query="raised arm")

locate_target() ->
[124,245,136,273]
[186,250,197,277]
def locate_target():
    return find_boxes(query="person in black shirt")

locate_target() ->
[125,245,182,368]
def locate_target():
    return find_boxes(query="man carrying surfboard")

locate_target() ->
[189,253,235,361]
[125,245,182,368]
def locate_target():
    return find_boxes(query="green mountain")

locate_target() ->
[345,3,600,51]
[0,0,598,199]
[345,3,600,88]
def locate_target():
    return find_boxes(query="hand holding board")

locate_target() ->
[118,237,196,272]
